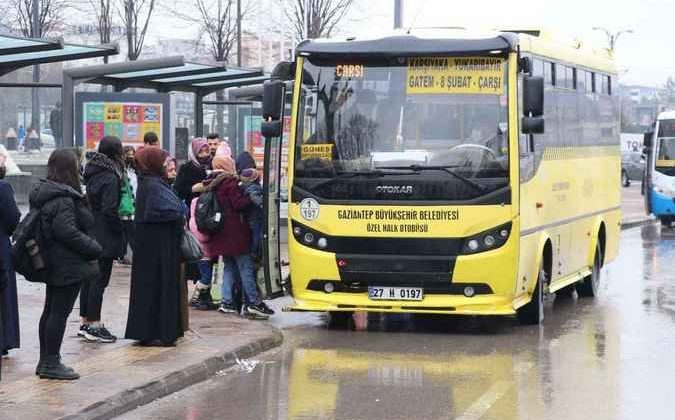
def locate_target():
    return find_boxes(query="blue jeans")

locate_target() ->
[221,254,260,305]
[197,260,213,287]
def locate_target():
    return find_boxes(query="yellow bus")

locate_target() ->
[262,29,620,324]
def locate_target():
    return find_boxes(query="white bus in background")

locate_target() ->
[643,111,675,227]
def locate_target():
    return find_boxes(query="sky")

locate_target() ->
[350,0,672,87]
[149,0,673,88]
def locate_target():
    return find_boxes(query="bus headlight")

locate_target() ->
[461,222,512,255]
[291,221,333,252]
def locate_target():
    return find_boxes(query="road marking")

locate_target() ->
[455,361,534,420]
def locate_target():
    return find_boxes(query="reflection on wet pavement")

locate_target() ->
[120,225,675,420]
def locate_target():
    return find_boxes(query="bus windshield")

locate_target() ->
[294,56,509,201]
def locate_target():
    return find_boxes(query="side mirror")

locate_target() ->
[521,116,545,134]
[523,76,544,117]
[262,79,284,121]
[643,131,653,148]
[271,61,295,80]
[261,80,285,138]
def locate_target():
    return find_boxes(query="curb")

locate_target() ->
[621,216,656,230]
[57,329,283,420]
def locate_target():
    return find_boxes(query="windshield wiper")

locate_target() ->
[308,169,417,190]
[377,164,486,193]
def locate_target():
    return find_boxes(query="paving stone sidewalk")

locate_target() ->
[0,265,282,420]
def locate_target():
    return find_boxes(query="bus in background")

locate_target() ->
[643,112,675,227]
[260,28,621,325]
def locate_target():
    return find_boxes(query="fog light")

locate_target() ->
[293,227,302,236]
[467,239,479,251]
[484,235,496,247]
[337,259,347,268]
[499,229,509,238]
[303,232,314,243]
[317,237,328,249]
[464,286,475,297]
[324,282,335,293]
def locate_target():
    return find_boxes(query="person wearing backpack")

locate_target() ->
[206,156,274,319]
[30,149,102,380]
[120,146,137,263]
[81,136,125,343]
[0,151,20,359]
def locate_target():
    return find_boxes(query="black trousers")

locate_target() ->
[39,283,80,356]
[79,258,114,321]
[122,220,136,255]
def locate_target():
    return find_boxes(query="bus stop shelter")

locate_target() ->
[61,56,270,149]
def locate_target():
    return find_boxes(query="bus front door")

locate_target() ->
[260,81,286,300]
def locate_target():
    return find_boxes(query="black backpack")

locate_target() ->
[194,190,225,234]
[11,209,49,283]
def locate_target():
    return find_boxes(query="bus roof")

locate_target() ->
[297,28,616,74]
[657,111,675,121]
[296,30,517,57]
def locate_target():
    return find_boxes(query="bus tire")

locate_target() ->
[517,264,545,325]
[328,311,354,329]
[577,243,601,298]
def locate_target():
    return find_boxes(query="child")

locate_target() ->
[239,168,263,261]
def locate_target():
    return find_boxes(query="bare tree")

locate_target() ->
[10,0,65,38]
[276,0,356,41]
[118,0,156,61]
[8,0,67,146]
[88,0,116,63]
[170,0,253,137]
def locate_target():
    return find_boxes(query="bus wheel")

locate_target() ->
[328,311,354,329]
[517,264,545,325]
[577,244,601,298]
[621,170,630,187]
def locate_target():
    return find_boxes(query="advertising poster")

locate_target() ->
[84,101,163,149]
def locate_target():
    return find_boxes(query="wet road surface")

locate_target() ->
[118,224,675,420]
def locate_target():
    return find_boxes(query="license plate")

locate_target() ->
[368,287,424,301]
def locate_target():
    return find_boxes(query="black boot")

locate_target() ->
[195,288,217,311]
[37,355,75,375]
[39,355,79,380]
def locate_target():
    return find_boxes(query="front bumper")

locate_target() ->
[652,190,675,216]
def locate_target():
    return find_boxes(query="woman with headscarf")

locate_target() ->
[81,136,125,343]
[0,147,21,359]
[173,137,211,211]
[125,147,185,346]
[200,156,274,319]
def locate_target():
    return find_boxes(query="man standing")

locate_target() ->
[206,133,220,157]
[49,102,63,149]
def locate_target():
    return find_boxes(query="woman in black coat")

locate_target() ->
[30,149,103,380]
[0,250,7,382]
[0,158,20,357]
[125,147,185,346]
[81,136,125,343]
[173,137,211,209]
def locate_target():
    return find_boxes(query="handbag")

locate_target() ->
[180,229,203,262]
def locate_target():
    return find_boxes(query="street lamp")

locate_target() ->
[592,27,634,54]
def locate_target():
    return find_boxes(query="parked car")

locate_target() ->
[621,152,645,187]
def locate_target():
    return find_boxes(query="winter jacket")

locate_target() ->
[193,174,251,257]
[174,161,207,210]
[84,152,125,258]
[135,175,184,224]
[29,180,102,286]
[241,181,263,227]
[0,181,20,238]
